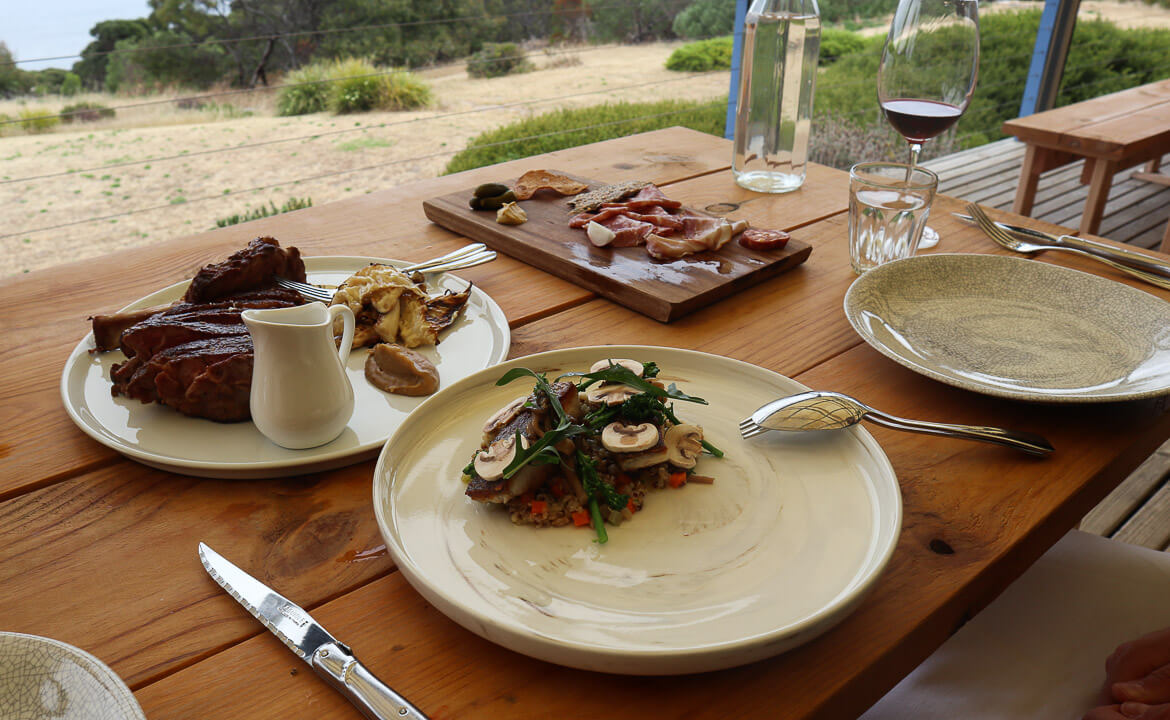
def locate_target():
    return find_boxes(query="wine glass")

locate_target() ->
[877,0,979,248]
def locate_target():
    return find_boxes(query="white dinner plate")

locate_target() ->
[844,253,1170,402]
[61,256,510,478]
[0,632,145,720]
[373,345,902,675]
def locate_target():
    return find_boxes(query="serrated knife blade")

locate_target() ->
[198,542,428,720]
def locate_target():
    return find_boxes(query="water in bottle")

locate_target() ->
[733,0,821,193]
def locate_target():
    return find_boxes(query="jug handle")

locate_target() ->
[329,305,355,365]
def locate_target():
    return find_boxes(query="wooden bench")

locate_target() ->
[1003,79,1170,238]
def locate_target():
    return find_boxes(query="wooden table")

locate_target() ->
[1003,78,1170,235]
[4,127,1170,719]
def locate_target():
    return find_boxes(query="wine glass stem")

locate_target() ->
[905,142,922,181]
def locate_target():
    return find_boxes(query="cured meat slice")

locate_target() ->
[645,218,749,260]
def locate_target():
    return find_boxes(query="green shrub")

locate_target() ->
[60,101,116,123]
[665,36,733,72]
[382,70,432,110]
[60,72,82,96]
[813,11,1170,150]
[445,99,725,174]
[673,0,736,39]
[330,58,386,113]
[215,197,313,228]
[278,63,332,116]
[0,113,11,136]
[18,107,59,133]
[466,43,533,79]
[820,28,866,64]
[279,59,431,116]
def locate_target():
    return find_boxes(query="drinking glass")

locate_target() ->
[877,0,979,248]
[849,161,938,274]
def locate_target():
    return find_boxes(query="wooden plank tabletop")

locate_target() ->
[1003,78,1170,160]
[2,128,1169,720]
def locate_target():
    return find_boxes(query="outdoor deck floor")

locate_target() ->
[924,139,1170,553]
[924,138,1170,249]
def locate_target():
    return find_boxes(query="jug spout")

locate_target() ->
[242,302,356,449]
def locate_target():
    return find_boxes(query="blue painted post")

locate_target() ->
[1019,0,1080,116]
[725,0,750,139]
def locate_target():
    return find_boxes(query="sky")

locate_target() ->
[1,0,151,70]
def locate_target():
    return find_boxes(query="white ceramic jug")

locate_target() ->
[241,302,356,449]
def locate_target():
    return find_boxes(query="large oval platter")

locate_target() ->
[60,256,509,478]
[373,345,901,675]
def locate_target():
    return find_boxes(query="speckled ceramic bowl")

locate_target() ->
[0,633,145,720]
[844,253,1170,402]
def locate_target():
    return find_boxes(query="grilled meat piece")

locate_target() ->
[466,382,582,503]
[183,237,305,303]
[115,336,255,423]
[91,283,304,352]
[99,240,306,422]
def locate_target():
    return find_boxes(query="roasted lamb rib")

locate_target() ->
[93,237,307,422]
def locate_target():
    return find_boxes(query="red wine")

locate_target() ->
[881,99,962,143]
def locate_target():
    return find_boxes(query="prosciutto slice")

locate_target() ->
[570,183,748,258]
[646,218,749,260]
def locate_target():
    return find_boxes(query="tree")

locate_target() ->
[0,41,32,97]
[72,19,152,89]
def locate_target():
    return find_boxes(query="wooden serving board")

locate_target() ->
[422,171,812,322]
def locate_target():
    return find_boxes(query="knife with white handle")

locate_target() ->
[952,213,1170,279]
[198,542,428,720]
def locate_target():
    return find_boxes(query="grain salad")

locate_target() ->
[462,359,722,543]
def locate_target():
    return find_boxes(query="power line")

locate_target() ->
[0,103,722,241]
[0,43,627,126]
[0,67,726,185]
[1,6,616,68]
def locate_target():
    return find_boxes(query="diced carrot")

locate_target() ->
[549,478,567,498]
[572,509,591,527]
[531,500,548,515]
[626,499,637,514]
[617,473,633,486]
[668,472,687,488]
[519,492,535,505]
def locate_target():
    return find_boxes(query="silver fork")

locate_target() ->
[276,245,496,302]
[739,390,1053,456]
[966,204,1170,291]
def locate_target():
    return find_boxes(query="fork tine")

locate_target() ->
[966,204,1020,250]
[275,276,334,302]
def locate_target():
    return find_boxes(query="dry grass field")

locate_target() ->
[0,43,727,278]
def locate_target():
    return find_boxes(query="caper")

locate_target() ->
[475,190,517,211]
[473,182,511,199]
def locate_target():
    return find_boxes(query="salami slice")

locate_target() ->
[739,228,791,250]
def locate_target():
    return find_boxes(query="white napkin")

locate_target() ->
[861,530,1170,720]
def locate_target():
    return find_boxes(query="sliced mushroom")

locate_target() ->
[589,358,644,377]
[474,433,527,481]
[585,382,639,406]
[618,446,670,471]
[482,396,528,436]
[601,422,658,453]
[664,424,704,469]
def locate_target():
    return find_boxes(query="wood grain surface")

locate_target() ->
[423,171,815,321]
[3,129,1170,720]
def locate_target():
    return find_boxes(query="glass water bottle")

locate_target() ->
[732,0,822,193]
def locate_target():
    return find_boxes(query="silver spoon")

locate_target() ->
[739,390,1054,456]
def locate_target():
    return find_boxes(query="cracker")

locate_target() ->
[513,170,589,200]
